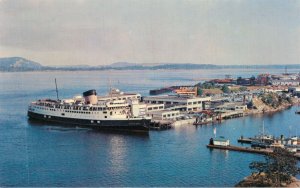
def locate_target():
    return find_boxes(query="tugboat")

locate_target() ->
[28,88,151,133]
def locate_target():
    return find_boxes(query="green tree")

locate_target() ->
[221,84,230,93]
[197,88,203,96]
[249,148,300,186]
[239,86,247,92]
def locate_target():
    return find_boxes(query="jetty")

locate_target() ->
[149,120,173,130]
[207,144,300,160]
[220,111,244,119]
[207,144,272,155]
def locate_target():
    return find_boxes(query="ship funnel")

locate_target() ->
[83,89,97,105]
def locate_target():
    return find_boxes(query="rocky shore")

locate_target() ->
[235,173,300,187]
[246,95,298,115]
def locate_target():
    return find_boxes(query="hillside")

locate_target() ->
[0,57,43,71]
[1,56,300,72]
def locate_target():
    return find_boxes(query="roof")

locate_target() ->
[143,95,211,101]
[214,137,229,142]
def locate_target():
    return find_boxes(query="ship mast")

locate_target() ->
[55,78,59,101]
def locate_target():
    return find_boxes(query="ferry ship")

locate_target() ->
[27,89,151,133]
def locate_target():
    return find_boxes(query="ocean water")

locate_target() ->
[0,69,299,186]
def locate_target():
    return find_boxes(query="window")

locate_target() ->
[193,102,197,104]
[159,106,163,109]
[153,107,158,110]
[105,116,107,118]
[148,107,152,110]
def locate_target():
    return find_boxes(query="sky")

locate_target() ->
[0,0,300,66]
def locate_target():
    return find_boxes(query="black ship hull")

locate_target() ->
[28,111,150,133]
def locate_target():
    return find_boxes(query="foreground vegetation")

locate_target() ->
[236,148,300,187]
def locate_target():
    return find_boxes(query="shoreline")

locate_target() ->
[236,174,300,187]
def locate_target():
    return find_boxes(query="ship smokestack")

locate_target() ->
[83,89,97,105]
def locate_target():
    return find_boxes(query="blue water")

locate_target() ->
[0,69,299,186]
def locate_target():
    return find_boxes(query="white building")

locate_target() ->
[143,95,211,112]
[213,137,230,146]
[148,110,180,120]
[214,102,247,113]
[145,103,164,112]
[270,80,299,86]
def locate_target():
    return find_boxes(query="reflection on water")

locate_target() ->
[108,136,127,174]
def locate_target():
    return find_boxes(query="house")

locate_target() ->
[213,137,230,146]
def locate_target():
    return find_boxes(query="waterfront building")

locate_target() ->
[288,87,300,97]
[256,74,270,86]
[174,86,198,96]
[213,137,230,146]
[145,103,165,112]
[143,95,211,112]
[98,88,141,101]
[270,80,299,86]
[148,110,180,120]
[214,102,247,113]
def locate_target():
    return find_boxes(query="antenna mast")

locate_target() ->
[55,78,59,101]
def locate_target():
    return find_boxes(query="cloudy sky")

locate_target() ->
[0,0,300,66]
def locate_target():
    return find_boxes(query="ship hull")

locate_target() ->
[28,111,150,133]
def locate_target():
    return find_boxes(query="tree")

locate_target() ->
[250,75,256,85]
[197,88,203,96]
[239,86,247,92]
[249,148,300,186]
[221,84,230,93]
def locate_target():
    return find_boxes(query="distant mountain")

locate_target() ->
[1,57,300,72]
[0,57,43,71]
[109,62,139,68]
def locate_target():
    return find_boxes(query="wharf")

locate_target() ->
[219,111,244,120]
[207,144,300,160]
[207,144,272,155]
[150,120,173,130]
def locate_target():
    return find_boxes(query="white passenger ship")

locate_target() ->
[28,89,151,133]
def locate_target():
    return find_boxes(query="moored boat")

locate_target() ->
[28,88,151,133]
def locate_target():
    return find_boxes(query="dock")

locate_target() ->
[207,144,300,160]
[219,111,244,120]
[207,144,272,155]
[149,120,173,130]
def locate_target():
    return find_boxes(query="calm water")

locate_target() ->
[0,69,299,186]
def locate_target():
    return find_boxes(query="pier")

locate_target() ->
[207,144,300,160]
[149,120,173,130]
[219,111,244,120]
[207,144,272,155]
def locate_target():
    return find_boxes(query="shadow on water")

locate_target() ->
[27,118,150,138]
